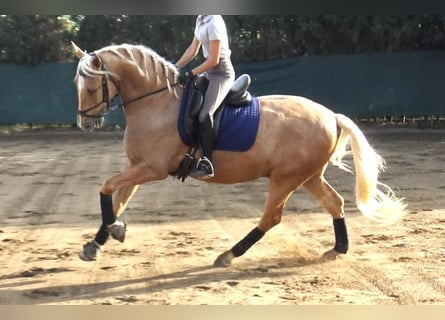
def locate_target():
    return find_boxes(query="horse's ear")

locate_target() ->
[71,41,86,59]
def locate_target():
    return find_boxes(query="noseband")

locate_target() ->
[77,54,178,119]
[77,73,113,118]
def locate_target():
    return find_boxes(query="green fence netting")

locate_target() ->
[1,51,444,125]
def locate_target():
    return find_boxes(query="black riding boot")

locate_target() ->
[191,116,215,178]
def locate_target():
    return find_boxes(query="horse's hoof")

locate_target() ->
[322,248,345,261]
[79,240,100,261]
[108,220,127,243]
[213,250,234,267]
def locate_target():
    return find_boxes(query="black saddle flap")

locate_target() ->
[183,77,209,144]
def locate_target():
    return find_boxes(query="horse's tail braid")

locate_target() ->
[330,113,407,224]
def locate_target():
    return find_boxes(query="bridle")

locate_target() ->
[77,54,178,119]
[77,73,114,118]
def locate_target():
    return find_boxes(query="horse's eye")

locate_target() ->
[87,88,99,95]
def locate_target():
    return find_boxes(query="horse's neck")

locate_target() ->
[106,49,177,104]
[122,88,185,166]
[123,89,181,132]
[109,51,182,134]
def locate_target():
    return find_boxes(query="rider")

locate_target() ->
[176,15,235,178]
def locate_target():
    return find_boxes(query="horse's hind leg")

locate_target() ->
[303,172,349,259]
[214,177,298,267]
[114,185,140,217]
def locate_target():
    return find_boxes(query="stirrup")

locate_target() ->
[79,240,100,261]
[107,220,127,243]
[190,157,214,178]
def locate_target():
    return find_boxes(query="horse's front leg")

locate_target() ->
[104,184,140,243]
[79,163,165,261]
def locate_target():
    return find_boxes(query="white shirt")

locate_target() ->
[194,15,231,60]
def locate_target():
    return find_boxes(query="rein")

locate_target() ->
[78,55,178,119]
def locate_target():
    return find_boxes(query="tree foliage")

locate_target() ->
[0,15,77,65]
[74,15,195,62]
[1,15,445,65]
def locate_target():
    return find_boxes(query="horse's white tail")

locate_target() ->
[330,114,407,224]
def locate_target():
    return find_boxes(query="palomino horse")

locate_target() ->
[71,42,407,266]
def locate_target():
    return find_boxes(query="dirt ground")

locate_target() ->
[0,125,444,305]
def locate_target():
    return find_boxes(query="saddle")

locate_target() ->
[181,74,252,145]
[172,74,253,181]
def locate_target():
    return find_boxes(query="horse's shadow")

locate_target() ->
[3,255,333,304]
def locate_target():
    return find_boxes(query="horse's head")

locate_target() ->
[71,41,119,132]
[72,42,182,131]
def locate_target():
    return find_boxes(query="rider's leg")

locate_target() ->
[191,115,215,178]
[191,64,234,179]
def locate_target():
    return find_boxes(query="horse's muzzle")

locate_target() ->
[77,115,104,132]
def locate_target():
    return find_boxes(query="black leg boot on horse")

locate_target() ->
[191,115,215,179]
[79,192,127,261]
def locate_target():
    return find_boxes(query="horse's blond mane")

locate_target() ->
[77,43,179,96]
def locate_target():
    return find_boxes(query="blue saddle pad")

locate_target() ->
[178,96,260,152]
